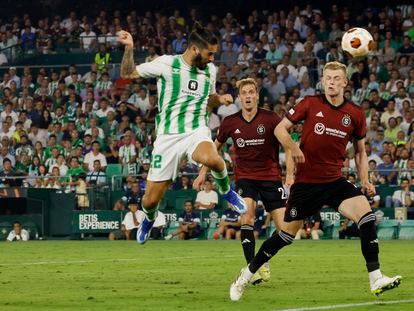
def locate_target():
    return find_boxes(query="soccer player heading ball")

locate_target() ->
[118,23,247,244]
[230,61,401,301]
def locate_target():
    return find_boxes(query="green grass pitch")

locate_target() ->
[0,240,413,311]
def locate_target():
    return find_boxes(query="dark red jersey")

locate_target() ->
[217,108,282,181]
[286,95,366,183]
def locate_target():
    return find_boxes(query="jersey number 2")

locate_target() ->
[151,155,162,169]
[278,187,288,199]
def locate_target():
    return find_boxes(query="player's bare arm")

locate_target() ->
[193,139,224,190]
[208,93,233,108]
[275,118,305,164]
[118,30,140,79]
[353,138,376,196]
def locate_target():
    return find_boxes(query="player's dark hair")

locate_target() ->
[184,200,193,205]
[188,22,218,49]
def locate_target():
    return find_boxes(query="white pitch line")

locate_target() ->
[0,255,240,267]
[277,299,414,311]
[0,253,362,267]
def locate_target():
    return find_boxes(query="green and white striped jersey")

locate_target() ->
[137,55,216,135]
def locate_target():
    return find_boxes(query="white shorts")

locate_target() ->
[148,127,213,182]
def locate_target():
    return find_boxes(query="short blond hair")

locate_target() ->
[323,61,347,77]
[236,78,258,91]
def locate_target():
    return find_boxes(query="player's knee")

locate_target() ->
[242,214,255,225]
[204,156,224,171]
[142,194,161,209]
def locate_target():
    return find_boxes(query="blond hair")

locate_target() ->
[323,61,347,77]
[236,78,258,91]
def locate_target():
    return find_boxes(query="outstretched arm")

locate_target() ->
[118,30,140,79]
[275,118,305,164]
[208,94,233,108]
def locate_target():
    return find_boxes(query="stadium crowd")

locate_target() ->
[0,4,413,209]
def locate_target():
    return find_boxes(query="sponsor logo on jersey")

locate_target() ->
[316,111,324,117]
[236,138,265,148]
[342,114,351,127]
[314,122,325,135]
[314,122,347,138]
[257,124,265,135]
[172,68,180,74]
[188,80,198,91]
[236,138,245,147]
[234,129,241,134]
[290,207,297,218]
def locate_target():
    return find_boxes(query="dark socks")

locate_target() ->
[248,230,294,273]
[240,224,255,263]
[358,212,380,272]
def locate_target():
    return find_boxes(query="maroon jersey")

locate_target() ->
[217,108,282,181]
[286,95,366,183]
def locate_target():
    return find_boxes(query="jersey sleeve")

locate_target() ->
[209,64,217,95]
[352,110,367,140]
[216,117,231,143]
[285,98,309,124]
[271,111,282,128]
[136,55,169,79]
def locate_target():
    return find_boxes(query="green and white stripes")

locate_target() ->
[152,55,215,135]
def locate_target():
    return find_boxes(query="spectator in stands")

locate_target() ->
[109,202,140,240]
[6,221,29,242]
[94,44,112,73]
[0,158,15,187]
[377,153,397,185]
[171,30,186,54]
[295,212,323,240]
[21,26,36,51]
[265,70,286,104]
[371,128,386,155]
[121,181,142,207]
[86,160,107,186]
[392,178,414,207]
[381,100,401,128]
[84,141,107,172]
[214,202,241,240]
[80,24,97,52]
[165,200,201,240]
[75,172,89,208]
[194,180,218,210]
[251,201,269,239]
[384,117,401,143]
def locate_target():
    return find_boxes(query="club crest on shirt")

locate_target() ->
[257,124,265,135]
[188,80,198,91]
[342,114,351,127]
[290,207,297,218]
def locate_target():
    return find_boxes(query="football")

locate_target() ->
[341,27,374,58]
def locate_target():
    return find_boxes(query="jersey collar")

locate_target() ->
[240,108,260,124]
[322,94,348,110]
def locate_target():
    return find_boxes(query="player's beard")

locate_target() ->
[192,53,209,70]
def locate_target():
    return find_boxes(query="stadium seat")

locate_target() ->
[106,164,124,189]
[22,222,39,240]
[0,222,12,241]
[206,219,219,240]
[165,221,180,239]
[331,220,342,240]
[266,222,276,238]
[398,220,414,240]
[377,220,397,240]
